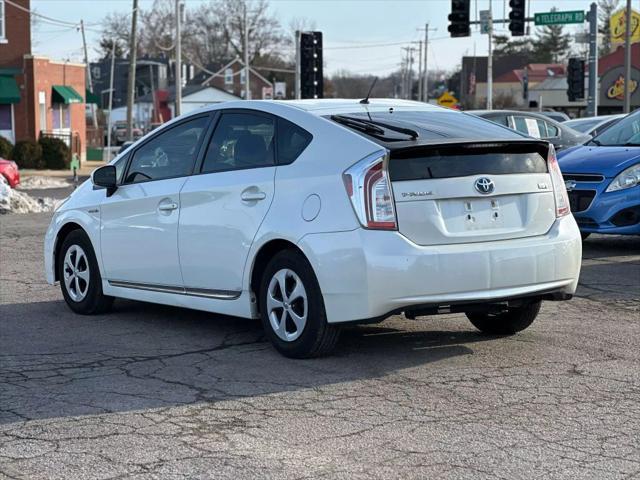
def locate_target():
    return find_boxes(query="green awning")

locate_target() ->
[52,85,83,104]
[0,75,20,104]
[85,89,99,105]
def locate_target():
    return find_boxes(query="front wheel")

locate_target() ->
[259,250,339,358]
[466,301,541,335]
[58,230,113,315]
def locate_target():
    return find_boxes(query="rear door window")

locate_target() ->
[201,113,275,173]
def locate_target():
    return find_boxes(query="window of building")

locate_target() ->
[224,68,233,85]
[0,104,12,131]
[39,91,46,132]
[52,104,70,130]
[125,116,208,184]
[201,112,275,173]
[0,1,5,41]
[240,68,246,85]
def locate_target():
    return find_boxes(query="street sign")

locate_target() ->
[479,10,491,34]
[534,10,585,26]
[437,91,458,108]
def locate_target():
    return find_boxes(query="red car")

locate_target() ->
[0,158,20,188]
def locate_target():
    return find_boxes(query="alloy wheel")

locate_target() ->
[63,245,90,302]
[267,268,308,342]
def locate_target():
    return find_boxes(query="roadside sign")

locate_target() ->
[479,10,491,34]
[534,10,585,26]
[437,91,458,108]
[610,8,640,46]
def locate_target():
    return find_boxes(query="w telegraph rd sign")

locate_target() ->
[534,10,585,26]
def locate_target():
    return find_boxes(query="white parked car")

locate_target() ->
[45,99,582,358]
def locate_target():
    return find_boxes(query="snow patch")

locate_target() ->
[18,176,72,190]
[0,177,62,214]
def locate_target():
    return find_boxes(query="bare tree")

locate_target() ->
[598,0,620,55]
[214,0,287,63]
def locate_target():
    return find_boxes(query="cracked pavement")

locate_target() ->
[1,212,639,479]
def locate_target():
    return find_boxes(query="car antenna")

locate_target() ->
[360,77,378,104]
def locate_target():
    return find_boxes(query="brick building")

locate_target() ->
[0,0,86,160]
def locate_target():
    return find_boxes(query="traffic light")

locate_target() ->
[300,31,323,99]
[509,0,526,36]
[448,0,470,38]
[567,58,585,102]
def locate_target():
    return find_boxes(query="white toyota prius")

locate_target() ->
[45,99,582,358]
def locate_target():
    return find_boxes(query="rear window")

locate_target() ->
[389,143,548,181]
[331,110,525,142]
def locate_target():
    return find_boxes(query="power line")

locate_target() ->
[5,0,79,27]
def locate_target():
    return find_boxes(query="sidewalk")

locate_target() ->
[20,161,105,178]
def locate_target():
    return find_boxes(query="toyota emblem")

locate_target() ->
[474,177,495,194]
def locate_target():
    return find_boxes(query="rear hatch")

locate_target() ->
[389,141,556,245]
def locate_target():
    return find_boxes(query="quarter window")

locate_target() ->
[277,118,312,165]
[201,113,275,173]
[125,116,208,184]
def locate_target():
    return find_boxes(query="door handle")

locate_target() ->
[158,202,178,212]
[241,190,267,202]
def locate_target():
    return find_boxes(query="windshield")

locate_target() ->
[592,110,640,146]
[566,118,601,133]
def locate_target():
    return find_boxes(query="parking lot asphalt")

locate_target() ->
[1,211,639,480]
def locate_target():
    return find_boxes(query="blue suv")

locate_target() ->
[558,110,640,239]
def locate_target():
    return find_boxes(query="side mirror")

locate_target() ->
[92,165,117,196]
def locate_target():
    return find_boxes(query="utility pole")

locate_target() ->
[126,0,138,141]
[244,2,251,100]
[587,2,598,117]
[106,39,117,161]
[80,20,97,128]
[295,30,301,99]
[487,6,493,110]
[424,23,429,102]
[623,0,632,113]
[417,40,423,102]
[175,0,182,116]
[408,47,415,100]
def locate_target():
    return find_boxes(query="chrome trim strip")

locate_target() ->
[185,287,241,300]
[108,280,241,300]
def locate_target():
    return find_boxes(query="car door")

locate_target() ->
[178,110,278,296]
[100,115,211,287]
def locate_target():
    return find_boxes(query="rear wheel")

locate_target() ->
[466,301,541,335]
[58,230,113,315]
[259,250,339,358]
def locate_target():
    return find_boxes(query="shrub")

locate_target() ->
[12,140,44,169]
[39,137,70,170]
[0,136,12,159]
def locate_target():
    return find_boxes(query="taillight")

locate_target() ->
[343,150,397,230]
[547,144,570,217]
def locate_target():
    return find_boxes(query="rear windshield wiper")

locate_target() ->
[354,118,419,140]
[331,115,419,140]
[331,115,386,136]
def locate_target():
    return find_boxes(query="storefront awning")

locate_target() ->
[52,85,83,104]
[85,89,100,105]
[0,76,20,104]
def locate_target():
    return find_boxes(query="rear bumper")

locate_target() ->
[298,215,582,323]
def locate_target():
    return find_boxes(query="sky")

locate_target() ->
[30,0,638,76]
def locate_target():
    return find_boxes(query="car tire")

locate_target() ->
[58,230,114,315]
[581,232,591,241]
[259,249,340,358]
[466,301,541,335]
